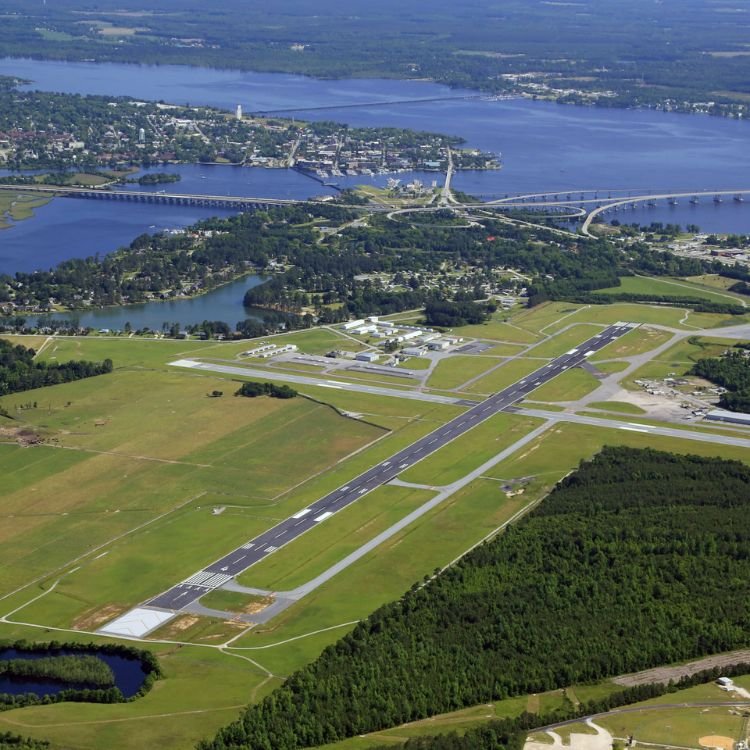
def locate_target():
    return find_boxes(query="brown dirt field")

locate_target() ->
[73,603,126,631]
[613,649,750,686]
[699,736,735,750]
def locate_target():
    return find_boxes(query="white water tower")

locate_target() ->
[236,104,243,121]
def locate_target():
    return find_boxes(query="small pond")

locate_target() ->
[0,648,147,698]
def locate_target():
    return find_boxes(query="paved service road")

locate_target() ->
[147,323,635,610]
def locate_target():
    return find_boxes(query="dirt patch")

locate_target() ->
[73,603,127,631]
[613,649,750,686]
[0,425,43,447]
[699,736,735,750]
[242,596,274,615]
[168,615,199,633]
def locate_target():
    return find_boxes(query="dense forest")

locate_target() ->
[202,446,750,749]
[0,340,112,396]
[691,348,750,413]
[1,1,749,116]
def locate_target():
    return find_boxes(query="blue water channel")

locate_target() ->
[0,57,748,327]
[0,648,147,698]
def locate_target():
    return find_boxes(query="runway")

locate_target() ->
[146,322,635,611]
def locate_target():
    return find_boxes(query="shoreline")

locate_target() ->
[4,270,268,321]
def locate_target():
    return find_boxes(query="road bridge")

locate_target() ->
[0,183,306,211]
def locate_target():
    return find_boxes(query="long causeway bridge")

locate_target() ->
[0,184,307,210]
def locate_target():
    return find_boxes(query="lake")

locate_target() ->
[44,274,267,331]
[0,647,147,699]
[0,56,748,327]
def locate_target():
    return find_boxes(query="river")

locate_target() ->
[0,57,748,328]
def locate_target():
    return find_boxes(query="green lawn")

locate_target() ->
[524,324,603,358]
[465,358,542,395]
[590,326,675,360]
[588,401,646,415]
[399,413,543,486]
[527,367,600,403]
[427,355,498,390]
[238,485,433,591]
[229,478,537,674]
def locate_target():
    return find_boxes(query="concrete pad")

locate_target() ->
[98,607,175,638]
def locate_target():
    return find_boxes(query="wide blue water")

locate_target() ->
[0,647,147,698]
[0,57,748,327]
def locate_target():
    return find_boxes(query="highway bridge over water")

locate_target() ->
[2,183,748,231]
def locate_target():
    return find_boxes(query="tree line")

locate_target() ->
[0,340,113,396]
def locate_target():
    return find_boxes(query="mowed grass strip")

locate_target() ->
[465,358,542,395]
[230,478,536,674]
[527,367,600,402]
[238,486,433,591]
[427,355,499,390]
[590,326,675,360]
[399,413,543,487]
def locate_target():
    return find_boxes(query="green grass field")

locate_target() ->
[228,477,537,676]
[426,355,498,390]
[590,326,675,360]
[528,367,600,403]
[599,275,750,306]
[399,413,542,486]
[524,324,602,358]
[238,485,434,591]
[465,358,542,395]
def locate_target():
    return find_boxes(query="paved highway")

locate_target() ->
[147,323,635,610]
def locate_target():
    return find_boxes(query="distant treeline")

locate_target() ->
[0,339,112,396]
[548,291,746,316]
[201,446,750,749]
